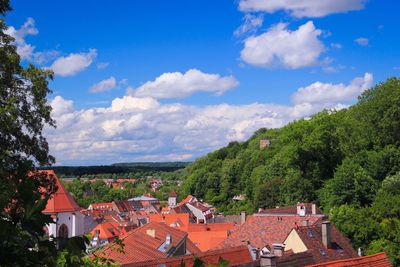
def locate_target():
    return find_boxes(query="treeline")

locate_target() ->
[180,78,400,265]
[39,162,189,177]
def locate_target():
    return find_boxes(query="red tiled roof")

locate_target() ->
[294,222,358,264]
[216,213,324,250]
[122,245,254,267]
[90,221,128,240]
[178,195,196,206]
[89,202,114,211]
[40,170,81,213]
[148,213,190,231]
[169,191,177,197]
[187,223,236,251]
[306,252,392,267]
[95,221,200,265]
[276,251,315,267]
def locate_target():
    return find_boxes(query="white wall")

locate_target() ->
[46,212,85,238]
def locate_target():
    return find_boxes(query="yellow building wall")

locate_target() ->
[284,229,308,253]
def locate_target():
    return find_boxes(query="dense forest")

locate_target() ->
[39,162,189,177]
[179,78,400,265]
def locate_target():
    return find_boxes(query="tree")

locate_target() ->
[0,1,58,265]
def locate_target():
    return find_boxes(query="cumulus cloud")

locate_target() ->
[90,76,117,93]
[292,73,373,104]
[240,21,325,69]
[129,69,239,99]
[234,14,264,37]
[49,49,97,76]
[5,18,58,63]
[238,0,366,18]
[46,73,372,165]
[354,37,369,46]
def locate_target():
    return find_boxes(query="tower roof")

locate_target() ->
[40,170,81,213]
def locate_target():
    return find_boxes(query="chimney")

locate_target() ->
[241,211,246,224]
[260,254,276,267]
[311,203,317,215]
[302,219,309,227]
[322,221,332,249]
[146,228,156,238]
[166,234,172,246]
[272,243,285,257]
[297,203,306,216]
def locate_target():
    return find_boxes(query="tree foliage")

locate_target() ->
[181,78,400,264]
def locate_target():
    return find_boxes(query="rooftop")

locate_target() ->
[305,252,392,267]
[40,170,81,214]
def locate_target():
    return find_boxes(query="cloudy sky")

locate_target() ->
[6,0,400,165]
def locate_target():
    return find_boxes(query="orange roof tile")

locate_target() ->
[187,223,237,251]
[306,252,392,267]
[148,213,190,231]
[40,170,81,213]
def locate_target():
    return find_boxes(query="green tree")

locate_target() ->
[0,1,59,265]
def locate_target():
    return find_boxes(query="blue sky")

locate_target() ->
[5,0,400,165]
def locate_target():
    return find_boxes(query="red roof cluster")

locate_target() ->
[122,245,254,267]
[94,221,201,265]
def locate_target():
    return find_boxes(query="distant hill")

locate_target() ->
[39,162,190,177]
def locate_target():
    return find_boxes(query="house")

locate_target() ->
[260,139,271,149]
[172,195,214,224]
[217,203,325,251]
[283,221,358,264]
[305,252,392,267]
[89,221,135,247]
[93,221,201,266]
[168,191,178,207]
[40,170,85,243]
[148,213,190,231]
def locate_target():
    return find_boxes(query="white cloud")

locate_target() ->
[241,21,325,69]
[234,14,264,37]
[96,62,109,69]
[46,73,372,165]
[354,37,369,46]
[239,0,366,18]
[129,69,239,99]
[90,76,117,93]
[49,49,97,76]
[5,18,58,63]
[292,73,373,104]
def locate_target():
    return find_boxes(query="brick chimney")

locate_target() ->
[322,221,332,249]
[241,211,246,224]
[146,228,156,238]
[260,254,276,267]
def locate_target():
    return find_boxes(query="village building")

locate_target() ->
[41,170,85,242]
